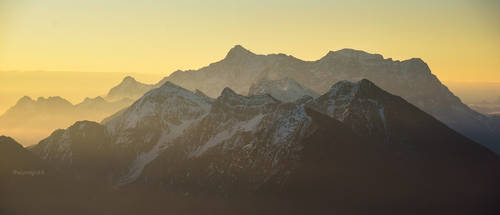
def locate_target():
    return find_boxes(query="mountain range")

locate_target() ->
[2,46,500,214]
[153,45,499,154]
[3,79,495,214]
[0,82,136,146]
[3,46,499,153]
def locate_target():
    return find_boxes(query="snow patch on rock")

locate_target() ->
[190,114,265,157]
[117,119,196,185]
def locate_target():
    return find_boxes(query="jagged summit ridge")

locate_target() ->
[225,45,256,60]
[163,45,436,99]
[106,76,154,101]
[326,79,382,98]
[0,89,134,146]
[107,88,209,131]
[103,82,215,184]
[157,80,188,91]
[321,48,384,61]
[217,86,280,108]
[158,45,500,153]
[26,78,500,213]
[220,87,238,97]
[249,77,320,102]
[308,79,397,140]
[78,96,107,106]
[4,96,74,115]
[16,96,35,105]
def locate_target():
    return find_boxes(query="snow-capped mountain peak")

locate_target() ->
[78,96,107,106]
[103,82,214,185]
[105,81,211,136]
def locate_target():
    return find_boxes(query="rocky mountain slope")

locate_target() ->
[156,45,499,153]
[104,82,214,185]
[25,80,500,214]
[0,135,125,215]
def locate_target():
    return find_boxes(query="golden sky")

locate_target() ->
[1,0,499,82]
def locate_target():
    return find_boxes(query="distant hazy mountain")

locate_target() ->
[156,45,499,153]
[106,76,154,101]
[3,45,499,213]
[468,96,500,115]
[99,46,499,153]
[248,77,319,102]
[0,96,74,129]
[0,95,133,146]
[75,96,133,117]
[2,96,74,117]
[28,80,500,214]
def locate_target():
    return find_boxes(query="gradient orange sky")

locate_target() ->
[1,0,499,82]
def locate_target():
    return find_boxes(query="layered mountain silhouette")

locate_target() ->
[0,75,157,147]
[20,80,500,215]
[2,46,500,214]
[0,93,133,147]
[106,76,155,101]
[143,45,498,153]
[5,46,497,153]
